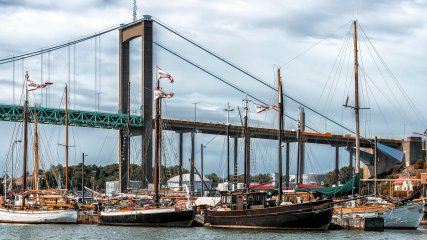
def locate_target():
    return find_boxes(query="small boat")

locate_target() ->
[99,67,195,226]
[204,69,333,230]
[335,201,424,229]
[204,191,333,230]
[0,74,77,224]
[0,208,77,224]
[100,207,194,227]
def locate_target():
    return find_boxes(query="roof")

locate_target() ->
[194,197,220,206]
[167,173,210,183]
[393,176,417,185]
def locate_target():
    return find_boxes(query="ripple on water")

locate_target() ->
[0,224,426,240]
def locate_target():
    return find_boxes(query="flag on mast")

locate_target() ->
[157,67,174,83]
[254,103,277,114]
[27,79,53,92]
[154,88,174,100]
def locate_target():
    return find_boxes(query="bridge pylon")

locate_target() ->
[118,16,153,192]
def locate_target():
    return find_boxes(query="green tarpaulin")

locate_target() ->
[295,174,359,198]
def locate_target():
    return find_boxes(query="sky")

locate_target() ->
[0,0,426,181]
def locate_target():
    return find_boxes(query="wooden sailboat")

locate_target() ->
[99,67,195,227]
[204,68,333,230]
[0,74,77,224]
[331,19,425,229]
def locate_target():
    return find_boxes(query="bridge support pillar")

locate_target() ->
[335,146,339,185]
[118,17,153,192]
[349,145,353,171]
[179,132,183,190]
[233,137,238,189]
[297,107,305,184]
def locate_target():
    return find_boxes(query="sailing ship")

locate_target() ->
[298,19,425,229]
[204,68,333,230]
[0,73,77,224]
[335,201,424,229]
[99,67,195,227]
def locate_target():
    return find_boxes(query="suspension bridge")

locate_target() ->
[0,15,406,192]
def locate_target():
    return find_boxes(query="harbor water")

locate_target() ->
[0,224,426,240]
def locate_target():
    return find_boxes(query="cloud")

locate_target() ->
[1,0,427,178]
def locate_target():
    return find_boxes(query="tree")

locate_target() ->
[206,173,220,186]
[323,166,354,187]
[252,174,271,184]
[323,171,336,187]
[339,166,354,184]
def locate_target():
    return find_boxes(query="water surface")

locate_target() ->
[0,224,426,240]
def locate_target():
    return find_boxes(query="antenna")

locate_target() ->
[133,0,137,22]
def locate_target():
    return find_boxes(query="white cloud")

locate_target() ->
[1,0,426,177]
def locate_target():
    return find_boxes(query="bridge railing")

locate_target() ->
[0,104,142,129]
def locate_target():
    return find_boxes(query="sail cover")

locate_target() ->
[295,174,359,198]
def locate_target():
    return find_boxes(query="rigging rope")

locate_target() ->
[153,17,354,134]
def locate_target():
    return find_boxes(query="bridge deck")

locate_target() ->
[0,104,402,147]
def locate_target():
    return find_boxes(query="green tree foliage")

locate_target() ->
[323,166,354,187]
[252,173,271,184]
[40,163,290,192]
[205,173,220,185]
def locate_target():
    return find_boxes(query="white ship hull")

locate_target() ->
[381,202,424,229]
[0,208,78,224]
[340,202,424,229]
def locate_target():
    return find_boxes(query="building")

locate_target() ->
[393,176,417,191]
[167,173,212,193]
[105,181,142,196]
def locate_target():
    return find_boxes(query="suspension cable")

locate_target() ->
[152,17,354,134]
[153,41,319,132]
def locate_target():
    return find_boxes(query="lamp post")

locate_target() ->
[91,170,96,203]
[192,102,200,122]
[200,144,206,196]
[11,140,22,189]
[82,153,88,204]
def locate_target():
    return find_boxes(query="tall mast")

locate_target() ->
[243,97,250,188]
[33,110,39,191]
[153,73,161,205]
[224,102,234,183]
[277,68,283,204]
[353,19,361,174]
[22,71,29,209]
[65,85,69,192]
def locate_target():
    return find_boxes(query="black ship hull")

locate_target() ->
[205,199,333,230]
[99,208,195,227]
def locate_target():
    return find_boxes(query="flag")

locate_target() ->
[254,103,276,113]
[154,88,174,100]
[27,79,53,92]
[157,67,174,83]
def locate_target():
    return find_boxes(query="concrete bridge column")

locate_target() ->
[118,18,153,192]
[233,137,238,188]
[335,146,339,185]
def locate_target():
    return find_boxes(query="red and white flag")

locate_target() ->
[154,88,174,100]
[254,103,277,113]
[157,67,174,83]
[27,79,53,92]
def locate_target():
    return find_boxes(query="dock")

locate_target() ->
[78,212,99,224]
[330,215,384,231]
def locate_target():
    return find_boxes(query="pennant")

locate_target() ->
[254,103,277,114]
[27,79,53,92]
[154,88,174,100]
[157,67,174,83]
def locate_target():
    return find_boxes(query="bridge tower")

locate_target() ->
[118,16,153,192]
